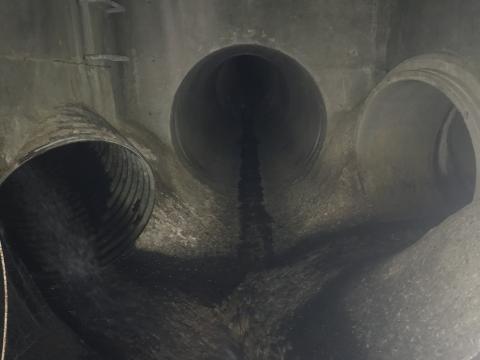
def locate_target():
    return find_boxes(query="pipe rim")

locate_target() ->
[0,108,156,277]
[357,53,480,202]
[171,44,327,191]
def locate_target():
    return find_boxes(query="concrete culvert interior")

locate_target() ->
[5,2,480,360]
[172,45,326,189]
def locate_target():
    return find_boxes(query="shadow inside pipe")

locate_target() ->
[0,215,446,360]
[5,244,244,360]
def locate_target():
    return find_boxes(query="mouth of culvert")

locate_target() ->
[171,45,326,191]
[357,80,476,221]
[0,140,155,281]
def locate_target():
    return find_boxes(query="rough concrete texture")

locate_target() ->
[1,0,480,359]
[0,0,121,131]
[118,0,387,135]
[296,202,480,360]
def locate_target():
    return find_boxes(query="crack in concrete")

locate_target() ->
[0,54,111,69]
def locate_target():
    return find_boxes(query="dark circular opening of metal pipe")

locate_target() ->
[172,45,326,190]
[0,141,155,280]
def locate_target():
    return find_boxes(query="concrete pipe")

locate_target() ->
[171,45,327,192]
[357,54,479,222]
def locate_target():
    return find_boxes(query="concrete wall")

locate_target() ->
[0,0,120,168]
[387,0,480,72]
[119,0,390,141]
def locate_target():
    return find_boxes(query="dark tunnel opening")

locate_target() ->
[171,45,327,191]
[0,141,154,281]
[0,140,157,359]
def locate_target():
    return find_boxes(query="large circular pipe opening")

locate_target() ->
[0,141,155,279]
[172,45,326,190]
[357,80,476,220]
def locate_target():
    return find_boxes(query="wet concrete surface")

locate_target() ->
[237,109,274,272]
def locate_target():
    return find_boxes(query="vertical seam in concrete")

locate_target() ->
[372,0,396,80]
[69,0,86,61]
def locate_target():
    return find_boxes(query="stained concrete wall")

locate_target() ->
[119,0,390,141]
[0,0,121,168]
